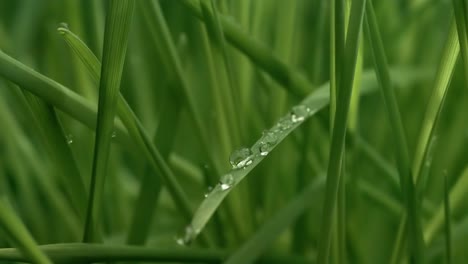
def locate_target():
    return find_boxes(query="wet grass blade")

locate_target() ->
[83,0,135,242]
[452,0,468,83]
[224,177,325,264]
[364,0,425,261]
[0,199,52,264]
[317,0,365,262]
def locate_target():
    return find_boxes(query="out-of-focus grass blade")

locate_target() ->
[317,0,365,262]
[364,0,425,262]
[452,0,468,82]
[0,243,310,264]
[0,198,52,264]
[177,0,312,97]
[390,19,459,263]
[57,21,195,237]
[443,171,452,264]
[425,167,468,243]
[224,177,325,264]
[83,0,135,242]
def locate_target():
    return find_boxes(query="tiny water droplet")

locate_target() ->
[58,22,69,29]
[176,225,195,246]
[66,134,73,144]
[204,186,213,197]
[230,147,253,168]
[291,105,310,123]
[111,131,117,138]
[220,174,234,190]
[278,117,293,131]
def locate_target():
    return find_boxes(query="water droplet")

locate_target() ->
[278,117,293,131]
[66,134,73,144]
[291,105,310,123]
[175,225,195,246]
[256,130,278,156]
[204,186,213,197]
[230,147,253,168]
[220,174,234,190]
[111,131,117,138]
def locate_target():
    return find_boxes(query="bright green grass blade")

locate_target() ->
[177,0,312,97]
[390,19,460,263]
[83,0,135,242]
[224,177,325,264]
[364,0,425,261]
[0,243,311,263]
[0,198,52,264]
[444,171,452,264]
[57,21,195,238]
[317,0,366,262]
[452,0,468,83]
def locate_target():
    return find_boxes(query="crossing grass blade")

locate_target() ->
[390,19,460,263]
[57,15,196,238]
[317,0,366,262]
[224,177,325,264]
[0,198,52,264]
[364,0,425,261]
[177,0,313,97]
[83,0,135,242]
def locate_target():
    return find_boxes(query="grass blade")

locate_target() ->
[177,0,312,97]
[390,19,460,263]
[224,177,325,264]
[0,198,52,264]
[443,171,452,264]
[83,0,135,242]
[364,0,425,261]
[0,243,309,264]
[57,19,196,239]
[317,0,366,262]
[452,0,468,84]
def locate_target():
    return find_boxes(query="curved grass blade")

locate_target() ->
[57,23,194,226]
[83,0,135,242]
[452,0,468,83]
[317,0,366,262]
[177,0,312,97]
[224,177,325,264]
[364,0,425,261]
[0,198,52,264]
[0,243,311,264]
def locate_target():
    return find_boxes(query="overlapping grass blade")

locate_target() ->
[83,0,135,242]
[58,16,195,237]
[364,0,425,261]
[0,199,52,264]
[444,171,452,264]
[0,243,310,263]
[317,0,365,262]
[177,0,312,97]
[224,177,325,264]
[390,19,460,263]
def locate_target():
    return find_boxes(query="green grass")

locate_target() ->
[0,0,467,263]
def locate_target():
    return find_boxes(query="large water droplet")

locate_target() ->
[66,134,73,144]
[230,147,253,169]
[291,105,310,123]
[278,117,293,131]
[220,174,234,190]
[256,130,278,156]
